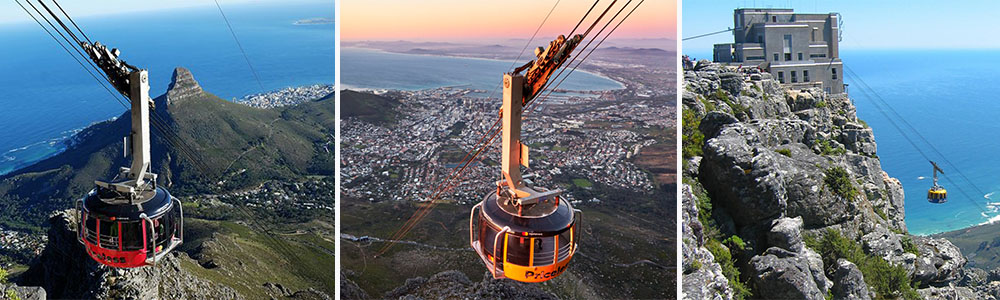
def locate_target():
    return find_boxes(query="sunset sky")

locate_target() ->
[343,0,675,41]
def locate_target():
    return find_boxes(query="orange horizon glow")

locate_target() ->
[342,0,676,41]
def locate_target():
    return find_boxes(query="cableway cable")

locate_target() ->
[214,0,266,92]
[844,66,993,216]
[376,0,643,256]
[682,27,738,41]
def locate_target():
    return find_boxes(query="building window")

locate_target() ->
[772,16,777,22]
[774,53,779,61]
[804,70,810,82]
[783,35,792,61]
[758,36,763,43]
[798,53,803,60]
[810,53,827,58]
[791,71,798,83]
[832,68,838,80]
[778,72,784,83]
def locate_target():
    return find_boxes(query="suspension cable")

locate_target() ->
[375,0,577,254]
[376,0,642,256]
[844,67,991,215]
[214,0,266,92]
[682,27,738,41]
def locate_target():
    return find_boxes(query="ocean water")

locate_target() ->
[0,1,334,175]
[340,47,624,92]
[843,50,1000,235]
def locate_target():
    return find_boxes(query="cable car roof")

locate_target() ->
[481,194,574,236]
[83,187,174,221]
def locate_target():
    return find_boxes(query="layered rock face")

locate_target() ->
[166,67,204,105]
[681,60,973,299]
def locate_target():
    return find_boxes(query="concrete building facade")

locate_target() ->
[714,8,845,94]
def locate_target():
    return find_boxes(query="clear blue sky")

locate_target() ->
[0,0,320,24]
[683,0,1000,55]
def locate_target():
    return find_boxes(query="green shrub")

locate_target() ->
[824,167,858,200]
[707,239,752,299]
[900,235,920,256]
[0,268,16,300]
[874,208,888,221]
[682,109,704,158]
[815,100,827,108]
[776,148,792,157]
[726,99,749,117]
[804,229,920,300]
[818,139,846,156]
[723,235,746,251]
[690,259,702,271]
[713,88,730,102]
[699,95,717,112]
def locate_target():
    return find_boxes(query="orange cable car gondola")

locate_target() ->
[470,34,583,283]
[927,161,947,204]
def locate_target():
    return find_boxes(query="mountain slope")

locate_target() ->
[681,60,968,299]
[5,68,336,298]
[340,90,400,125]
[0,68,334,232]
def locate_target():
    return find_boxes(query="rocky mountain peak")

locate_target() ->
[166,67,203,105]
[681,60,973,299]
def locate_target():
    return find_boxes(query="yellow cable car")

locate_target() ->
[927,161,947,204]
[469,192,579,282]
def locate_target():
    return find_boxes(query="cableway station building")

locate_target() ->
[713,8,845,94]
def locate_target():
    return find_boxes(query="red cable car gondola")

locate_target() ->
[78,186,183,268]
[73,41,183,268]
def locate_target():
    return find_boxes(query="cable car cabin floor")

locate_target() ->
[170,217,336,299]
[341,195,675,299]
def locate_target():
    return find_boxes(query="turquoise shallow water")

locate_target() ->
[0,1,334,175]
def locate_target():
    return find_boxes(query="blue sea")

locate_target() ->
[682,50,1000,234]
[843,50,1000,235]
[0,1,334,175]
[340,47,623,92]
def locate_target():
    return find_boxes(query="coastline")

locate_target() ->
[341,46,627,91]
[0,83,332,177]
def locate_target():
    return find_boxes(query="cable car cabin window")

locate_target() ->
[121,222,144,251]
[506,236,532,266]
[557,228,573,261]
[98,219,120,249]
[155,209,175,246]
[532,236,558,266]
[479,220,501,265]
[84,215,98,244]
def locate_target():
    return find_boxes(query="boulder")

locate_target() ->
[830,259,871,300]
[750,247,829,300]
[912,237,967,286]
[768,217,805,252]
